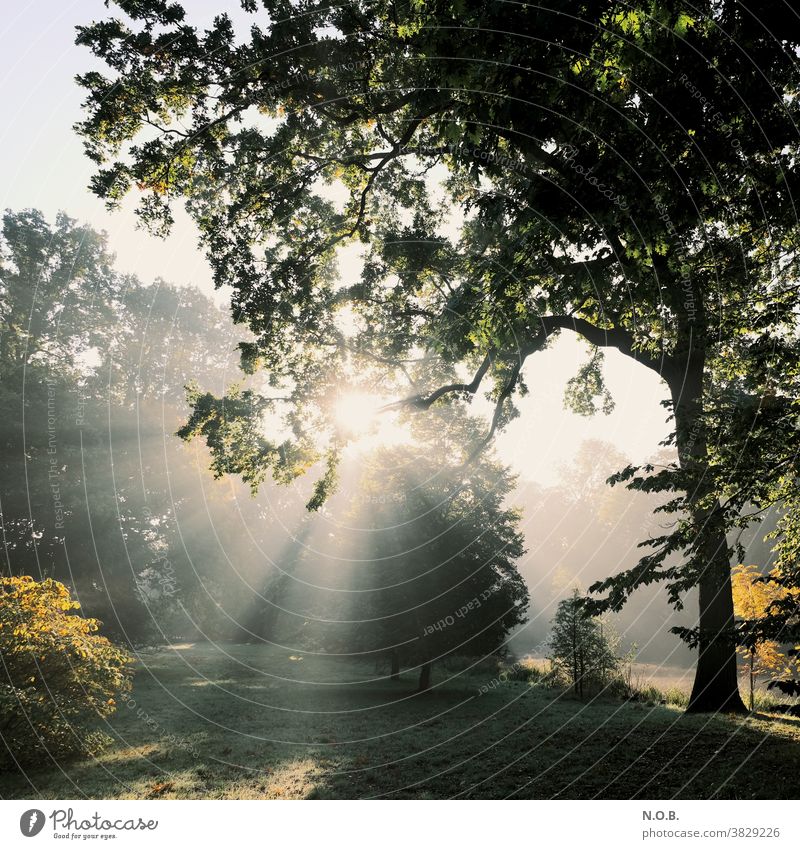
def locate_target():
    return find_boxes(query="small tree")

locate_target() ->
[732,564,797,711]
[0,576,133,768]
[548,589,620,698]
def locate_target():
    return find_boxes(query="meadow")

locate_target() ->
[2,643,799,800]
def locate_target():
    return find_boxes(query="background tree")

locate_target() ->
[508,440,702,668]
[190,413,531,691]
[74,0,800,712]
[347,436,529,691]
[0,209,318,644]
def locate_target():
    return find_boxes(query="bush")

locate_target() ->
[0,576,133,768]
[501,657,549,683]
[617,682,689,707]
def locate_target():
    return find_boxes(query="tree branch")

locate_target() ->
[385,351,495,410]
[464,359,524,463]
[537,314,671,378]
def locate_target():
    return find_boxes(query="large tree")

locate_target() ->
[75,0,800,711]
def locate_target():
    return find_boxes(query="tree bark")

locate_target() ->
[687,538,746,713]
[670,352,746,715]
[418,661,432,692]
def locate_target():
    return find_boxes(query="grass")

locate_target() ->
[2,642,800,800]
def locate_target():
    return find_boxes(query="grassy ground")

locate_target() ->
[2,642,799,800]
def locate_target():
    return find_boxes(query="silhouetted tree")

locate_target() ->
[345,433,528,691]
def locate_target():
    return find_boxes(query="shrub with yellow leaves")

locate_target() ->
[732,564,800,712]
[0,576,133,769]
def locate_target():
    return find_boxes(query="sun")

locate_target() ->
[332,391,410,448]
[333,392,383,437]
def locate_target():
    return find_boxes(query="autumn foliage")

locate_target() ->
[731,565,799,711]
[0,576,132,768]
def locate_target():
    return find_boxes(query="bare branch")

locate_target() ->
[464,359,524,463]
[384,351,495,411]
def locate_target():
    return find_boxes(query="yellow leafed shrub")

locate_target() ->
[0,576,133,768]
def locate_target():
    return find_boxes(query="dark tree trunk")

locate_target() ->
[670,353,746,715]
[418,661,432,692]
[687,537,746,713]
[390,650,400,681]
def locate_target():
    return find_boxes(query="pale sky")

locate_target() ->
[0,0,672,486]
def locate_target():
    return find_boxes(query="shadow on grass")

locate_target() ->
[3,643,799,800]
